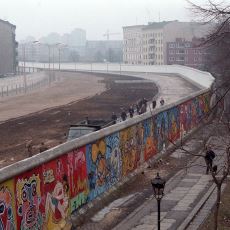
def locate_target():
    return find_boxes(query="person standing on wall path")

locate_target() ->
[121,109,127,121]
[129,106,134,118]
[160,98,165,106]
[111,112,117,124]
[152,100,156,109]
[205,146,216,174]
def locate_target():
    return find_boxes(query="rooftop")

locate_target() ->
[0,18,16,28]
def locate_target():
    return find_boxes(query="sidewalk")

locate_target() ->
[112,155,213,230]
[112,134,227,230]
[74,120,227,230]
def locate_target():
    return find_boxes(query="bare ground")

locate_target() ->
[0,71,158,168]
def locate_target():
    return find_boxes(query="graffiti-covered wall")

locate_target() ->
[0,92,210,229]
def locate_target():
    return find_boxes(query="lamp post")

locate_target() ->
[55,43,67,71]
[151,173,166,230]
[22,41,39,93]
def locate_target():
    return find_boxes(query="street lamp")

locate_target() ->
[22,41,39,92]
[55,43,67,71]
[151,173,166,230]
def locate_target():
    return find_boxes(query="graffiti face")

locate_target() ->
[42,157,70,230]
[92,140,108,186]
[16,174,42,229]
[0,187,15,230]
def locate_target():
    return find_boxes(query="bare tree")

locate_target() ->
[187,0,230,112]
[165,87,230,230]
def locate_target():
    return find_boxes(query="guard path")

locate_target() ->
[119,72,201,105]
[111,135,226,230]
[112,158,212,230]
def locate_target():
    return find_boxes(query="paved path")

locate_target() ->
[126,173,211,230]
[121,72,201,105]
[111,135,226,230]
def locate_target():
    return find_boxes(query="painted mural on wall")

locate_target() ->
[168,107,180,142]
[0,92,211,230]
[42,156,71,230]
[86,133,121,201]
[143,118,157,161]
[180,100,192,135]
[120,126,141,177]
[68,148,89,213]
[0,179,16,230]
[156,111,169,152]
[105,132,121,185]
[198,93,210,119]
[15,167,43,230]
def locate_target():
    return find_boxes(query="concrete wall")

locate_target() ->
[21,63,215,89]
[0,85,211,229]
[0,20,17,75]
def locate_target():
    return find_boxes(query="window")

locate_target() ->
[169,43,175,48]
[169,50,174,54]
[185,43,190,48]
[194,50,199,54]
[194,57,198,62]
[169,57,175,61]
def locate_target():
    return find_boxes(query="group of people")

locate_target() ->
[111,97,166,123]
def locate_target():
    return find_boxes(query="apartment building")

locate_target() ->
[0,19,17,75]
[123,25,144,65]
[167,37,206,69]
[123,21,211,65]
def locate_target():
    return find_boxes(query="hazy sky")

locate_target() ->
[0,0,197,41]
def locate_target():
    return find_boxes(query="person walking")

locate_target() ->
[121,109,127,121]
[143,98,147,107]
[152,100,156,109]
[111,112,117,124]
[160,98,165,106]
[205,146,216,174]
[129,106,134,118]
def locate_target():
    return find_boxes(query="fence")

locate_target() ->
[0,71,57,98]
[0,85,211,229]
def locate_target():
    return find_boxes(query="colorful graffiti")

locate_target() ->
[15,168,42,230]
[42,157,71,230]
[0,92,211,229]
[120,126,141,176]
[168,107,180,142]
[156,111,169,152]
[105,132,121,184]
[86,133,121,201]
[0,180,16,230]
[143,118,157,160]
[68,148,88,213]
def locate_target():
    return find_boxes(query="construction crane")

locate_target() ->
[103,30,121,40]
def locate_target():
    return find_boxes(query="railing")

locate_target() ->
[0,70,57,98]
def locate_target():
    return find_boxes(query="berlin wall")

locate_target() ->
[0,65,214,229]
[0,92,211,229]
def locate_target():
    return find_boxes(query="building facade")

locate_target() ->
[0,19,17,75]
[167,37,206,69]
[123,21,211,66]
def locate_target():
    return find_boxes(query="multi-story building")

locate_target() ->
[123,21,211,66]
[123,25,144,65]
[0,19,17,75]
[167,37,206,69]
